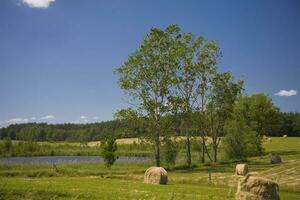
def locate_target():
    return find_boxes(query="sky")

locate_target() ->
[0,0,299,127]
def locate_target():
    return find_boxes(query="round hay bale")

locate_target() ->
[283,135,287,138]
[144,166,168,184]
[270,154,282,164]
[235,164,249,176]
[236,175,280,200]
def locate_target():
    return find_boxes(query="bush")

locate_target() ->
[101,137,117,168]
[162,138,178,168]
[222,120,262,160]
[0,138,13,156]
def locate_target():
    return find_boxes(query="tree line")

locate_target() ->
[0,120,143,142]
[0,111,299,142]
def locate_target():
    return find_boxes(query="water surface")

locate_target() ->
[0,156,149,164]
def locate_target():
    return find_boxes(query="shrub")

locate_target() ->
[101,137,117,168]
[3,138,13,152]
[162,137,178,168]
[0,138,13,156]
[222,120,262,160]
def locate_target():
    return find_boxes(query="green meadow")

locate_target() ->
[0,137,299,199]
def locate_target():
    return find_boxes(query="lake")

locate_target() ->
[0,156,149,164]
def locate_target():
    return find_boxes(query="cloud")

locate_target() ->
[80,116,89,123]
[0,118,29,127]
[80,116,88,120]
[21,0,55,8]
[275,89,297,97]
[0,115,57,127]
[40,115,56,120]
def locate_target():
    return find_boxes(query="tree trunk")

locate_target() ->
[186,136,191,167]
[155,133,160,167]
[201,135,206,163]
[213,144,217,162]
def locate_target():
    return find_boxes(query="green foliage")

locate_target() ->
[0,110,298,143]
[277,112,300,137]
[162,138,178,167]
[3,137,12,152]
[205,72,244,162]
[233,93,281,136]
[0,137,13,156]
[170,30,221,166]
[116,24,184,166]
[101,137,118,168]
[222,120,261,160]
[0,120,135,142]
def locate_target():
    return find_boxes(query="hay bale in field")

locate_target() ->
[270,154,282,164]
[235,175,280,200]
[144,166,168,184]
[283,135,287,138]
[235,164,249,176]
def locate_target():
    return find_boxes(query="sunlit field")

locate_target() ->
[0,137,299,199]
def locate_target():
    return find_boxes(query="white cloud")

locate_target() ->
[40,115,56,120]
[21,0,55,8]
[80,116,88,120]
[0,118,29,127]
[275,89,297,97]
[80,116,89,123]
[0,114,57,128]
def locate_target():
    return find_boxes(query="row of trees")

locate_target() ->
[115,24,299,166]
[115,24,241,166]
[0,110,298,142]
[0,120,142,142]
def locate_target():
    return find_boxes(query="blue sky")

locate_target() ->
[0,0,299,127]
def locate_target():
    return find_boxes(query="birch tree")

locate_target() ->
[115,25,180,167]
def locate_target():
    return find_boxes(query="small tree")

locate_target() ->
[222,120,260,160]
[101,137,117,168]
[162,137,178,168]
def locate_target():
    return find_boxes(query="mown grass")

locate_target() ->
[1,177,299,200]
[0,137,299,199]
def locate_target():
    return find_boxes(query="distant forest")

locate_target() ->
[0,112,299,142]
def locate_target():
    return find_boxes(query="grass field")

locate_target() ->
[1,177,299,200]
[0,137,299,199]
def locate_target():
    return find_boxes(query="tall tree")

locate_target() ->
[206,72,243,162]
[172,32,219,167]
[196,41,220,163]
[115,25,180,166]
